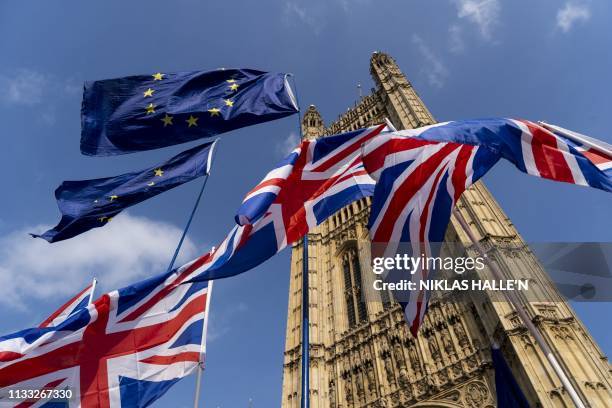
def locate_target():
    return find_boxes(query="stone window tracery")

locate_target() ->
[342,247,368,328]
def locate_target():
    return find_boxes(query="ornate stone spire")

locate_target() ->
[370,51,435,129]
[301,104,325,139]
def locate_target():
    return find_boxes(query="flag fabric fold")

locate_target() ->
[0,265,212,407]
[186,124,389,283]
[81,69,298,156]
[492,346,530,408]
[39,280,96,328]
[32,141,215,243]
[361,118,612,335]
[405,118,612,192]
[362,132,500,335]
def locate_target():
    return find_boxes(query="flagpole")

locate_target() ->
[168,139,217,408]
[286,74,310,408]
[451,208,587,408]
[87,277,97,305]
[165,139,219,274]
[300,234,310,408]
[193,278,214,408]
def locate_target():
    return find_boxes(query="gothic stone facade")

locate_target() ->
[281,52,612,408]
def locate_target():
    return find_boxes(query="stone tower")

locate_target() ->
[302,105,326,140]
[281,52,612,407]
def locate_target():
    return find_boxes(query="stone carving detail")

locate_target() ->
[398,372,409,389]
[463,381,490,407]
[393,340,405,368]
[441,390,461,402]
[415,378,428,396]
[408,342,420,371]
[344,373,353,405]
[329,380,337,408]
[391,391,400,405]
[347,228,356,240]
[454,321,470,348]
[441,327,454,355]
[382,351,395,385]
[355,368,365,401]
[520,334,535,349]
[366,363,377,395]
[561,326,574,341]
[452,362,463,378]
[466,353,478,370]
[428,335,441,362]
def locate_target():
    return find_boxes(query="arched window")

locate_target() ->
[342,247,368,328]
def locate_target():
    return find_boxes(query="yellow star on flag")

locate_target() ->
[229,83,239,91]
[224,99,234,107]
[161,114,173,127]
[152,73,165,81]
[143,88,155,97]
[186,115,199,127]
[208,108,221,117]
[109,195,119,201]
[226,79,237,83]
[98,216,108,223]
[154,168,164,177]
[145,103,156,114]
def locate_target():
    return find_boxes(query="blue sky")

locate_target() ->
[0,0,610,406]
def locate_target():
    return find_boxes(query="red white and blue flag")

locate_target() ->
[362,118,612,335]
[538,121,612,180]
[186,124,389,282]
[39,279,96,329]
[0,266,212,407]
[400,118,612,192]
[362,131,499,336]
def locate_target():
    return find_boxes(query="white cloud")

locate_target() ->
[276,131,301,157]
[207,301,248,343]
[0,69,47,106]
[0,70,82,126]
[448,24,466,54]
[556,2,591,33]
[0,213,201,310]
[62,77,82,95]
[283,2,323,35]
[282,0,371,34]
[453,0,500,40]
[412,35,449,89]
[40,110,57,125]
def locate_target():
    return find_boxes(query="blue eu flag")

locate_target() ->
[492,347,530,407]
[81,69,298,156]
[32,141,216,243]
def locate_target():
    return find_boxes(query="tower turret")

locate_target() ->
[370,51,435,129]
[301,105,325,139]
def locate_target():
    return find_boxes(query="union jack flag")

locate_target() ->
[186,124,389,282]
[362,118,612,335]
[362,131,499,336]
[39,279,96,329]
[405,119,612,192]
[537,121,612,181]
[0,265,212,407]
